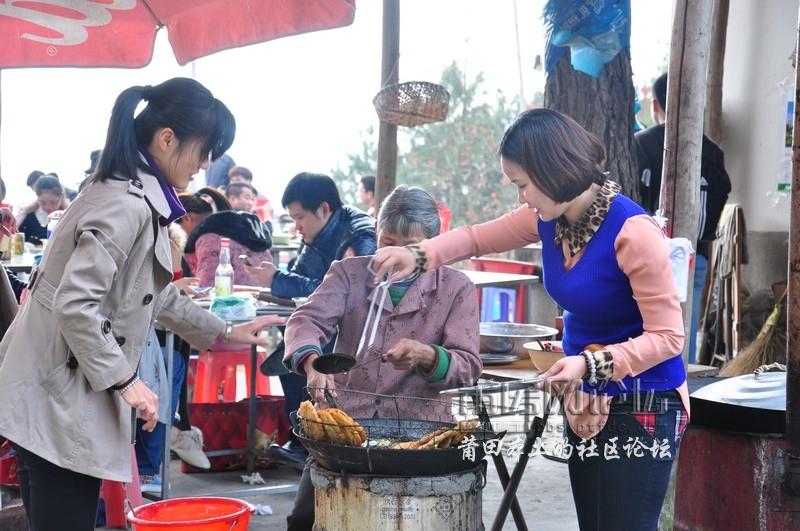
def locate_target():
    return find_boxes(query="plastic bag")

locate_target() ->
[210,294,256,321]
[137,327,171,423]
[668,238,694,303]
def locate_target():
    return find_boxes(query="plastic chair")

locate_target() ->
[100,446,144,529]
[471,258,536,323]
[192,343,271,403]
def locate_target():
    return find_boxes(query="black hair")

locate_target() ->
[228,166,253,182]
[360,175,376,194]
[0,176,6,203]
[653,73,668,112]
[34,175,63,197]
[179,187,231,215]
[226,182,257,198]
[26,170,44,188]
[94,77,235,183]
[86,149,102,175]
[281,172,343,212]
[499,109,606,203]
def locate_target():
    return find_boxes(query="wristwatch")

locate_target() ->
[223,321,234,341]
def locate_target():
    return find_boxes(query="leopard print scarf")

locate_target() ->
[555,179,621,257]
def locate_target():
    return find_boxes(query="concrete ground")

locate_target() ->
[110,414,578,530]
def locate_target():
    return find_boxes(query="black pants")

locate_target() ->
[286,457,315,531]
[13,443,102,531]
[279,372,308,444]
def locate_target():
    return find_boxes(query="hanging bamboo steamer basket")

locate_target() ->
[373,81,450,127]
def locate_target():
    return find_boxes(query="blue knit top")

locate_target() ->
[538,194,686,395]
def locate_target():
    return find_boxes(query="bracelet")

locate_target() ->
[111,372,138,390]
[580,351,597,385]
[113,374,139,394]
[592,350,615,381]
[223,321,234,341]
[406,244,428,274]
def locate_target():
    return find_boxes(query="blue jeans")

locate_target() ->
[135,351,186,476]
[688,254,708,364]
[565,391,687,531]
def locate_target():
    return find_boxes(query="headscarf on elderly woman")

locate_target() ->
[282,185,482,421]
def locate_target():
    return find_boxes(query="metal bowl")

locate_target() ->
[479,322,558,356]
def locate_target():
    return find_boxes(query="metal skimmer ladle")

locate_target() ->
[312,267,394,375]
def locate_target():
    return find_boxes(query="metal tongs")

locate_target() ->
[356,264,394,357]
[311,263,394,375]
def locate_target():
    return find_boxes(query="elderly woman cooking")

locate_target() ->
[282,185,482,531]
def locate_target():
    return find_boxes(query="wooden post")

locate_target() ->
[657,2,712,526]
[658,0,713,358]
[705,0,730,143]
[375,0,399,210]
[0,69,3,185]
[786,4,800,487]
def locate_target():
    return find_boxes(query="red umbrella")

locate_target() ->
[0,0,356,67]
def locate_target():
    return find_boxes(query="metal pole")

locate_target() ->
[658,0,713,362]
[490,396,555,531]
[247,343,258,473]
[785,4,800,496]
[161,330,174,499]
[375,0,399,209]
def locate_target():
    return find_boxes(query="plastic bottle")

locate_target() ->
[46,212,62,240]
[215,238,234,297]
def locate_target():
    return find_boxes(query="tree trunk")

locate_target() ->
[544,49,640,205]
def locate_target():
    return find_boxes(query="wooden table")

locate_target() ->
[481,357,540,382]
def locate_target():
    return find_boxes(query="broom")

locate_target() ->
[720,288,787,377]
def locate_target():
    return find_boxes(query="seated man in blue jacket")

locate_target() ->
[246,172,376,465]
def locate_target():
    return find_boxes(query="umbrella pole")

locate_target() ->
[375,0,399,210]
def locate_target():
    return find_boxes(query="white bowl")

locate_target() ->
[523,340,565,372]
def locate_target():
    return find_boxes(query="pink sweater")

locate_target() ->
[420,205,689,438]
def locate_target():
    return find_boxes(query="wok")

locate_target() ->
[295,417,494,476]
[689,372,785,434]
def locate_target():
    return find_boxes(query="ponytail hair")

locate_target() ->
[94,78,235,183]
[179,187,231,216]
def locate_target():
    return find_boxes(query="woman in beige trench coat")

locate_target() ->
[0,78,281,531]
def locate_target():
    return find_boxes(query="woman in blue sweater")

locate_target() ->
[372,109,688,531]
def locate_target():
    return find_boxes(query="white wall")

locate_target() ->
[721,0,796,232]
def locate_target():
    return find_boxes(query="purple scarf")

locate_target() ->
[139,148,186,226]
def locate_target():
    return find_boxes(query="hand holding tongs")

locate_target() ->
[355,264,394,357]
[311,263,395,375]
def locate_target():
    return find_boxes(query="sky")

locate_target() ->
[0,0,672,209]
